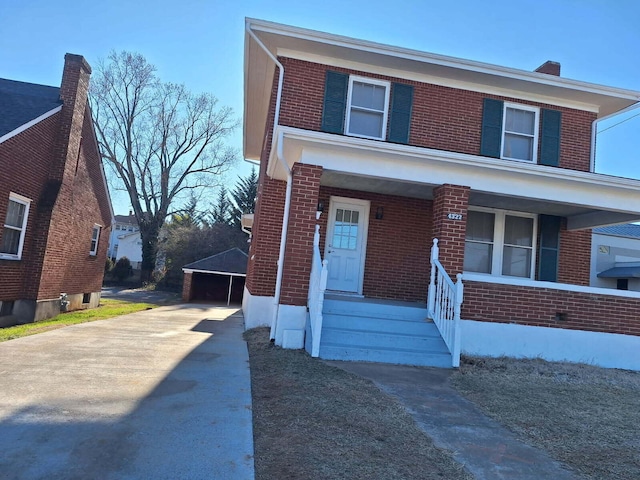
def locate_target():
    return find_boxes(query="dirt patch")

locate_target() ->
[245,328,471,480]
[451,356,640,480]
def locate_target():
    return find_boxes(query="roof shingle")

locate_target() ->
[0,78,62,138]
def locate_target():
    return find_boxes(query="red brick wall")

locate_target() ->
[558,224,591,286]
[38,56,110,301]
[462,281,640,337]
[182,272,193,301]
[278,57,595,172]
[317,187,433,302]
[245,68,286,298]
[280,163,322,306]
[0,55,111,307]
[0,114,60,301]
[432,184,470,275]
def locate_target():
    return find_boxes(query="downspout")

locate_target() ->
[246,22,290,341]
[590,102,640,172]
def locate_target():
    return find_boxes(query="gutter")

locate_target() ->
[246,21,291,341]
[591,102,640,172]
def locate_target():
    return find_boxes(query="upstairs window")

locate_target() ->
[321,71,413,144]
[90,225,101,256]
[481,98,560,166]
[345,77,390,140]
[0,193,31,260]
[502,104,539,162]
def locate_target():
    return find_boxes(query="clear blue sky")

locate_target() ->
[2,0,639,215]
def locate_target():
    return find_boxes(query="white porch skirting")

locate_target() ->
[461,319,640,371]
[242,287,307,349]
[241,287,273,329]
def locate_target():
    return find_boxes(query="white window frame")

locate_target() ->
[464,207,538,280]
[501,103,540,163]
[0,193,31,261]
[345,76,391,141]
[90,224,101,256]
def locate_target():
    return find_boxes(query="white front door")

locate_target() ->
[325,197,370,293]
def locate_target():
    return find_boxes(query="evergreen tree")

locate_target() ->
[230,168,258,229]
[209,186,232,225]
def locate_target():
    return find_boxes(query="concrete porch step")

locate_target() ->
[321,326,446,351]
[319,342,452,368]
[322,313,437,335]
[323,297,428,321]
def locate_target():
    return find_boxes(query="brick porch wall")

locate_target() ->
[558,225,591,286]
[431,184,470,275]
[462,281,640,337]
[280,163,322,306]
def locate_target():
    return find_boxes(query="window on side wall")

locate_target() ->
[90,225,101,256]
[0,193,31,260]
[463,209,536,279]
[345,76,390,140]
[502,104,539,162]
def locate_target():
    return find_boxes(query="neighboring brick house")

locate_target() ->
[0,54,113,326]
[242,19,640,370]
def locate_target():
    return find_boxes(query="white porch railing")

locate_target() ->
[427,238,464,368]
[308,225,329,357]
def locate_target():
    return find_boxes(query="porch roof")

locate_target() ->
[597,266,640,279]
[270,126,640,231]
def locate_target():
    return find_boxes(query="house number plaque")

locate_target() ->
[447,213,463,220]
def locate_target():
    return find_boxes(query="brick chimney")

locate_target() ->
[535,61,561,76]
[52,53,92,183]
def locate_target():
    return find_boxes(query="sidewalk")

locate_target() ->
[330,362,579,480]
[0,304,254,479]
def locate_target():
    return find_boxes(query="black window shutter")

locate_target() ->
[538,215,562,282]
[321,71,348,134]
[480,98,504,158]
[540,109,562,166]
[388,83,413,144]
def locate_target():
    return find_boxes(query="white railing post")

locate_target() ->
[427,238,438,316]
[308,224,328,358]
[427,237,464,368]
[452,273,464,368]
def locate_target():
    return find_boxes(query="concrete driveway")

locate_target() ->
[0,304,254,479]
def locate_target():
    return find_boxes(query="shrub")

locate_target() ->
[113,257,132,281]
[105,257,115,274]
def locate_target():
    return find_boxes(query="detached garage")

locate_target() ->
[182,248,248,305]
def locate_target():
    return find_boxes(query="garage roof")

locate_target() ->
[182,248,248,275]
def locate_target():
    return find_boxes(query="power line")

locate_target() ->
[597,112,640,135]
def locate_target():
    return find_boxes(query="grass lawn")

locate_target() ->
[451,356,640,480]
[245,327,472,480]
[0,299,157,342]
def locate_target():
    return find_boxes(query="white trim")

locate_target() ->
[501,103,540,163]
[461,319,640,371]
[0,193,32,261]
[89,224,101,256]
[247,19,640,107]
[462,271,640,299]
[182,268,246,277]
[325,196,370,295]
[345,76,391,140]
[0,106,62,145]
[465,207,537,280]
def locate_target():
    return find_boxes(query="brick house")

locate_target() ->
[0,54,113,327]
[242,19,640,370]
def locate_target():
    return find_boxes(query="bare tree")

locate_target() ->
[90,51,238,281]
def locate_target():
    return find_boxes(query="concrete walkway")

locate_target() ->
[331,362,579,480]
[0,304,254,480]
